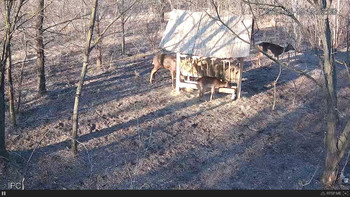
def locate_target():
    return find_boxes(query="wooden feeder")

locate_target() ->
[159,10,253,100]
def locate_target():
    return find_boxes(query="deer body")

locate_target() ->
[257,42,295,66]
[198,76,230,101]
[150,53,176,88]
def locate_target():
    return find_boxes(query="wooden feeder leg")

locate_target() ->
[231,90,236,100]
[207,62,209,76]
[236,58,244,99]
[176,53,181,92]
[222,61,226,81]
[229,61,231,82]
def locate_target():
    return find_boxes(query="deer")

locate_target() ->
[197,76,230,101]
[257,42,295,66]
[149,53,176,88]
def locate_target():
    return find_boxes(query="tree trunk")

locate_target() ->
[95,14,102,68]
[0,0,11,162]
[2,0,16,128]
[320,0,339,188]
[121,15,126,55]
[72,0,98,155]
[159,0,166,23]
[16,39,28,114]
[0,60,7,161]
[6,45,16,127]
[36,0,46,96]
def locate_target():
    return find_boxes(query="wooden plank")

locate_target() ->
[178,82,237,93]
[178,82,198,89]
[218,87,236,94]
[183,79,198,84]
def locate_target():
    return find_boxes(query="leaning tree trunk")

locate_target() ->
[72,0,98,155]
[36,0,46,96]
[320,0,339,188]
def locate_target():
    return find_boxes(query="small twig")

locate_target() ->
[26,129,51,167]
[299,164,320,188]
[22,129,52,189]
[43,13,88,32]
[272,64,282,110]
[75,139,93,176]
[335,59,350,82]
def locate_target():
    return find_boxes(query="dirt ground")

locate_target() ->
[1,40,350,189]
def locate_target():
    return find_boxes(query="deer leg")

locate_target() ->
[210,86,215,101]
[149,68,158,84]
[257,52,262,66]
[170,70,175,89]
[199,89,203,98]
[198,83,203,98]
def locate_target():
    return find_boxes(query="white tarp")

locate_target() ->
[159,10,253,58]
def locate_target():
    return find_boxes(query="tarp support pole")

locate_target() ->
[176,52,181,92]
[236,57,244,99]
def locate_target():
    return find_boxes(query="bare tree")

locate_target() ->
[6,42,15,127]
[119,0,127,55]
[2,0,16,127]
[117,0,134,55]
[0,0,26,165]
[71,0,138,155]
[159,0,167,23]
[95,12,103,68]
[318,0,342,188]
[0,0,10,162]
[36,0,46,96]
[72,0,99,155]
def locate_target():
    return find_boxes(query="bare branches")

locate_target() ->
[15,0,54,33]
[43,13,88,32]
[335,59,350,81]
[242,0,304,27]
[89,0,139,52]
[207,1,250,44]
[208,0,322,88]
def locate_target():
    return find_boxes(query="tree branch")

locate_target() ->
[208,0,322,88]
[14,0,54,32]
[337,120,350,165]
[43,13,89,32]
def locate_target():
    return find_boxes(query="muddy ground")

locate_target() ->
[1,43,350,189]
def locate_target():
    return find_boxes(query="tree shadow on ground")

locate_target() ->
[19,81,329,189]
[16,53,157,132]
[242,51,318,98]
[7,44,337,189]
